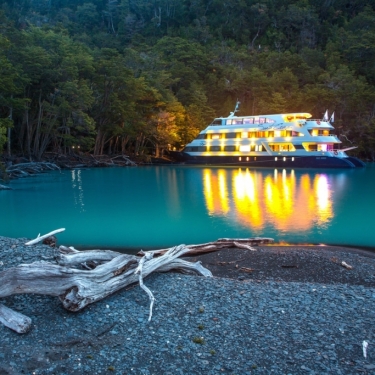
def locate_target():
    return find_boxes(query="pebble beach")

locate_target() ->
[1,236,375,375]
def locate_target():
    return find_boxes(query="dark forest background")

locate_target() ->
[1,0,375,160]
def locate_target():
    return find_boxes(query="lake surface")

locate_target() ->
[1,165,374,252]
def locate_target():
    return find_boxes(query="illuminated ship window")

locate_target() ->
[241,132,249,138]
[305,144,318,151]
[239,145,250,152]
[243,118,254,124]
[211,134,221,140]
[233,119,243,124]
[226,119,243,125]
[308,129,333,136]
[269,143,295,152]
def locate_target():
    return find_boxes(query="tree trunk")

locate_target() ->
[6,95,13,157]
[33,91,43,157]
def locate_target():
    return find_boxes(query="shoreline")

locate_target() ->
[1,236,375,374]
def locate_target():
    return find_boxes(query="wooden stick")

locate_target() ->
[141,237,274,256]
[0,303,32,334]
[25,228,66,246]
[135,252,155,321]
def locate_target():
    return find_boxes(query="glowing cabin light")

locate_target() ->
[275,131,281,137]
[283,157,286,161]
[241,132,248,138]
[212,134,220,139]
[239,145,250,152]
[312,129,318,136]
[275,157,278,161]
[292,157,294,161]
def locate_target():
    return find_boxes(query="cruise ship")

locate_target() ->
[168,104,365,168]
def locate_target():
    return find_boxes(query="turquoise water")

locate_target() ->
[1,165,375,251]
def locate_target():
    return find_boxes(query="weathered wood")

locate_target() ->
[0,237,271,333]
[141,237,274,256]
[0,244,212,333]
[25,228,66,246]
[5,162,60,179]
[0,184,12,190]
[0,304,32,334]
[135,252,155,321]
[341,261,353,270]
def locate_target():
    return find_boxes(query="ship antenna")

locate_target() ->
[229,100,240,117]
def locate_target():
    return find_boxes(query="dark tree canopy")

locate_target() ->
[0,0,374,160]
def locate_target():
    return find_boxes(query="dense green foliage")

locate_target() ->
[0,0,375,159]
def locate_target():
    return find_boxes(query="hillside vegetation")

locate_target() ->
[1,0,375,160]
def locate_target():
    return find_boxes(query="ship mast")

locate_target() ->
[228,100,240,117]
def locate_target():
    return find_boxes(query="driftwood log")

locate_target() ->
[3,161,60,179]
[0,231,273,334]
[0,184,12,190]
[2,155,137,181]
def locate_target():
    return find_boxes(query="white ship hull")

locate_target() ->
[167,109,365,168]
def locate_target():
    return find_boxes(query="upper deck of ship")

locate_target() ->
[206,113,334,131]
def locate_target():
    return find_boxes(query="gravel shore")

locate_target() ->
[1,236,375,375]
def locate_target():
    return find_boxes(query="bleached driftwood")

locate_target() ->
[0,236,272,333]
[341,261,353,270]
[135,252,155,321]
[0,184,12,190]
[141,237,274,256]
[5,162,60,179]
[0,304,32,334]
[25,228,66,246]
[0,244,211,333]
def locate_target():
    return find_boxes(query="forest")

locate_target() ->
[0,0,375,161]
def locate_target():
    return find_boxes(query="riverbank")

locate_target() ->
[1,236,375,374]
[0,153,141,183]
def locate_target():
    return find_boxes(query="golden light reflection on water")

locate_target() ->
[71,169,85,212]
[203,168,333,232]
